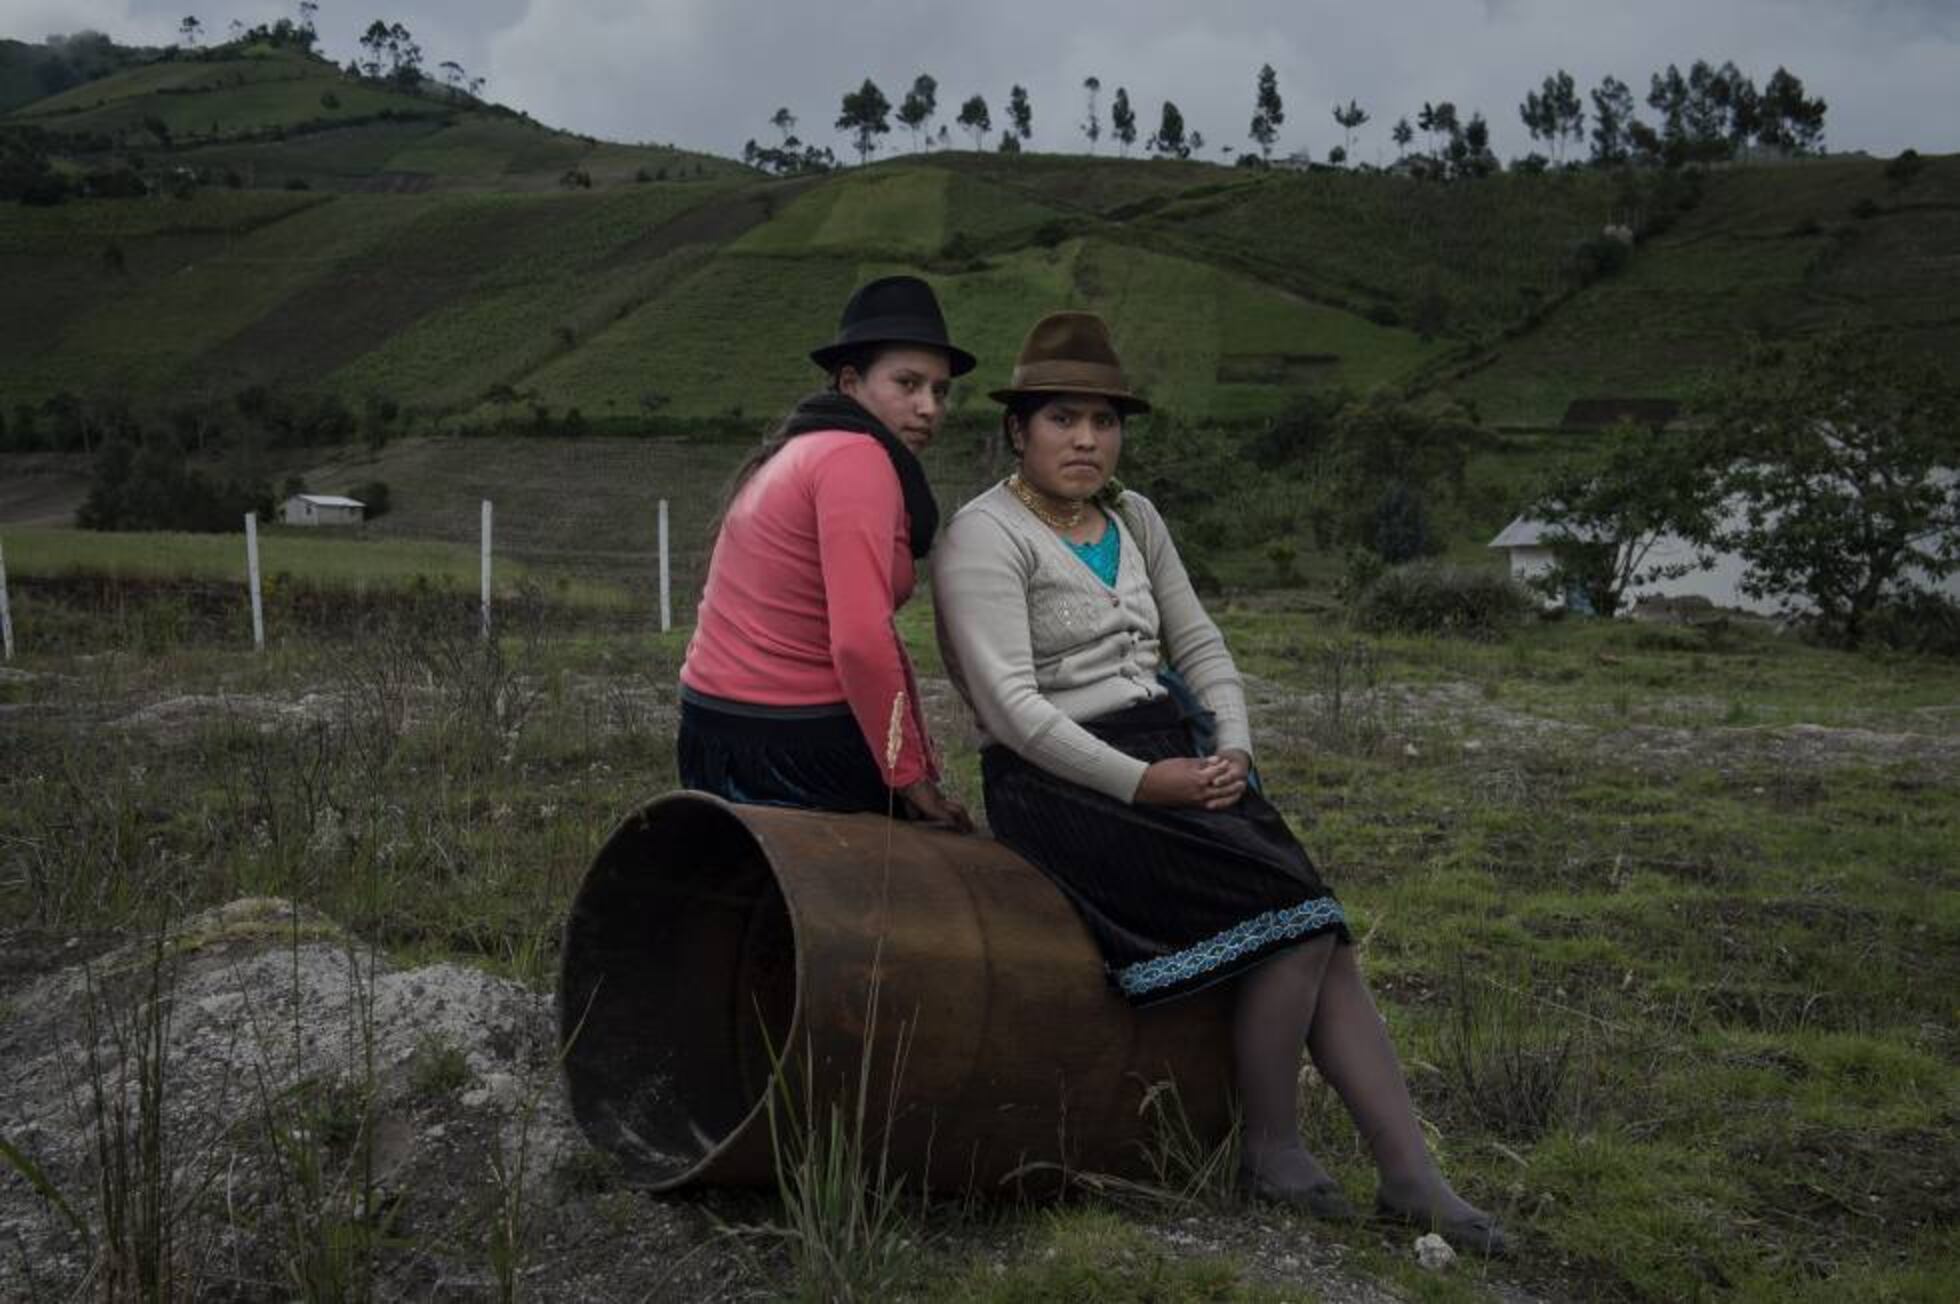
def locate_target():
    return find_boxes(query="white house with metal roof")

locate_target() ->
[280,493,365,527]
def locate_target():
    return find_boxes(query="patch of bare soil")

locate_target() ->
[597,179,818,270]
[0,900,748,1302]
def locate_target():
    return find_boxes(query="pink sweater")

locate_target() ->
[680,432,936,788]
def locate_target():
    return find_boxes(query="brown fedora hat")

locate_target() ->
[989,311,1150,415]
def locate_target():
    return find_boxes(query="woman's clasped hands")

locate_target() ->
[1136,749,1251,811]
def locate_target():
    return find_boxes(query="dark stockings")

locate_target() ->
[1235,939,1487,1225]
[1233,933,1336,1188]
[1305,947,1485,1223]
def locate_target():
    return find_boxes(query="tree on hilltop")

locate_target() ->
[1648,59,1748,163]
[1588,75,1635,166]
[1757,66,1826,155]
[1520,70,1583,164]
[1456,111,1497,178]
[1111,87,1136,156]
[1551,71,1585,162]
[1415,100,1459,161]
[1391,115,1412,158]
[1082,76,1102,152]
[1248,63,1283,160]
[897,74,938,150]
[178,16,202,47]
[1007,84,1033,147]
[956,94,991,149]
[837,78,892,164]
[1332,98,1369,162]
[1148,100,1188,158]
[770,106,797,143]
[356,20,421,85]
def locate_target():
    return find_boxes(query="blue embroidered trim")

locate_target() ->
[1115,897,1347,997]
[1065,518,1120,587]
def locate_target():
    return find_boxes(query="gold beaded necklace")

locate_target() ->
[1008,473,1086,531]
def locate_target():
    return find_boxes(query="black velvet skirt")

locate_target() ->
[676,690,894,814]
[981,696,1349,1006]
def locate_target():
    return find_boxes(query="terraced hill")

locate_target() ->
[3,39,1953,433]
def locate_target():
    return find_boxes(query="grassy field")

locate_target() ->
[0,520,629,607]
[1,580,1954,1300]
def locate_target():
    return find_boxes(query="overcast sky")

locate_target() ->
[8,1,1955,163]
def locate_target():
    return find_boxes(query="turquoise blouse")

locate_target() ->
[1065,516,1121,587]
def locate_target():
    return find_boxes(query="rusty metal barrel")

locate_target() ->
[558,791,1234,1193]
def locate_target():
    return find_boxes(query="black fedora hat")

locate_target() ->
[810,275,976,377]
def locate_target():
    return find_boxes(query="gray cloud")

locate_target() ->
[12,0,1954,160]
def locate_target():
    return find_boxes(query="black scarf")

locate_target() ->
[778,391,940,559]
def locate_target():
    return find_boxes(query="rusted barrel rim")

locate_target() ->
[559,790,810,1190]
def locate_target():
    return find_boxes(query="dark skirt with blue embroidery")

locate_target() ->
[981,696,1349,1007]
[677,690,894,813]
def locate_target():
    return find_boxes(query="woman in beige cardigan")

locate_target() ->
[932,312,1506,1256]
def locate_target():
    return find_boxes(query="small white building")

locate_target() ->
[1490,511,1960,617]
[281,493,365,527]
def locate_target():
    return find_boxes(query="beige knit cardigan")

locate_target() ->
[931,482,1253,803]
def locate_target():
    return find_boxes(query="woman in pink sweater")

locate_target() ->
[678,276,972,830]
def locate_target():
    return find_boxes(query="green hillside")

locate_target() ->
[1443,157,1960,423]
[0,34,154,114]
[3,42,1954,435]
[7,42,740,189]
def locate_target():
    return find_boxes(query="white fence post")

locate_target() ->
[0,537,14,662]
[657,498,672,633]
[244,512,264,652]
[480,498,493,640]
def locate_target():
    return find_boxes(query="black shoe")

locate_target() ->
[1374,1196,1511,1258]
[1238,1169,1360,1220]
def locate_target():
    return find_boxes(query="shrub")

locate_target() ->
[82,167,146,199]
[78,439,273,532]
[1571,233,1631,284]
[1882,148,1924,189]
[408,1035,469,1098]
[1371,482,1436,564]
[1031,219,1072,248]
[1438,956,1577,1141]
[1336,546,1387,605]
[1859,590,1960,657]
[350,480,391,519]
[1356,562,1530,639]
